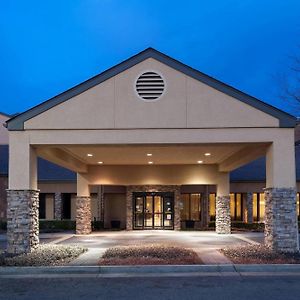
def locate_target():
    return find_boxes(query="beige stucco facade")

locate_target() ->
[5,48,299,253]
[24,58,279,130]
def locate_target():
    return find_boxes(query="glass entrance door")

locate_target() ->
[133,192,174,229]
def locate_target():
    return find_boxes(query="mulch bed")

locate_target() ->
[0,244,87,266]
[221,243,300,264]
[99,244,202,265]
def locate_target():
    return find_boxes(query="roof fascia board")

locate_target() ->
[6,48,296,130]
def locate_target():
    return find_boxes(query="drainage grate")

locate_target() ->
[136,71,165,101]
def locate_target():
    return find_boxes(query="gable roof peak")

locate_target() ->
[6,47,296,130]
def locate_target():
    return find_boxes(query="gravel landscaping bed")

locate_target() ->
[0,244,87,266]
[99,244,202,265]
[221,244,300,264]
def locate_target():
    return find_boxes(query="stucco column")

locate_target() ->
[216,172,231,234]
[54,193,62,220]
[76,173,91,234]
[7,133,39,254]
[243,192,253,224]
[265,135,299,252]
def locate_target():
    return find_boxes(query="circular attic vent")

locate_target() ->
[136,71,165,101]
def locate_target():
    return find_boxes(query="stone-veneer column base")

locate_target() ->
[216,195,231,234]
[126,185,181,230]
[76,196,91,234]
[7,189,39,254]
[264,187,299,253]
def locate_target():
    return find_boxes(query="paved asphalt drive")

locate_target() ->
[1,275,300,300]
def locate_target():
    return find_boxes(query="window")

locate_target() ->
[253,193,265,222]
[180,194,201,221]
[62,193,71,219]
[230,193,243,221]
[39,193,46,219]
[253,193,258,222]
[209,193,216,221]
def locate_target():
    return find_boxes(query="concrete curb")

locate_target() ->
[1,264,300,277]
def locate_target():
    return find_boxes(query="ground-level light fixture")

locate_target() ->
[98,161,103,164]
[204,153,211,156]
[147,153,152,156]
[148,161,153,164]
[87,153,93,157]
[197,160,203,164]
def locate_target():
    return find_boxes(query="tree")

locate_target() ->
[278,53,300,112]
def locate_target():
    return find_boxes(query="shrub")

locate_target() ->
[0,244,87,266]
[208,221,265,231]
[92,220,104,231]
[39,220,76,232]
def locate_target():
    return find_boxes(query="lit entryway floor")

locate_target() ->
[56,230,264,265]
[56,230,263,249]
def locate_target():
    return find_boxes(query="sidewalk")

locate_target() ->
[1,264,300,278]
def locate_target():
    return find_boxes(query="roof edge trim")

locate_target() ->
[6,47,296,130]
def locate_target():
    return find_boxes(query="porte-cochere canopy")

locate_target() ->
[6,48,299,254]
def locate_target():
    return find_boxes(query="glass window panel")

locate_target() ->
[135,197,143,213]
[145,196,153,213]
[230,193,235,219]
[209,194,216,221]
[135,214,143,227]
[144,196,153,227]
[180,194,190,220]
[259,193,265,222]
[154,213,162,227]
[154,196,162,213]
[134,196,144,227]
[236,193,242,221]
[253,194,258,222]
[190,194,201,221]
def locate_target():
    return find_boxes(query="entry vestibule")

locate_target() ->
[133,192,174,230]
[5,48,299,254]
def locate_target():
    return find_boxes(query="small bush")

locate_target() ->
[0,244,87,266]
[221,244,300,264]
[232,221,265,231]
[208,221,265,231]
[92,220,104,231]
[100,244,202,265]
[39,220,76,232]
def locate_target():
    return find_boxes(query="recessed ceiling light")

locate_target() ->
[147,153,152,156]
[197,160,203,164]
[148,161,153,164]
[97,161,103,164]
[87,154,93,157]
[204,153,211,156]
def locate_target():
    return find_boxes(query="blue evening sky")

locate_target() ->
[0,0,300,116]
